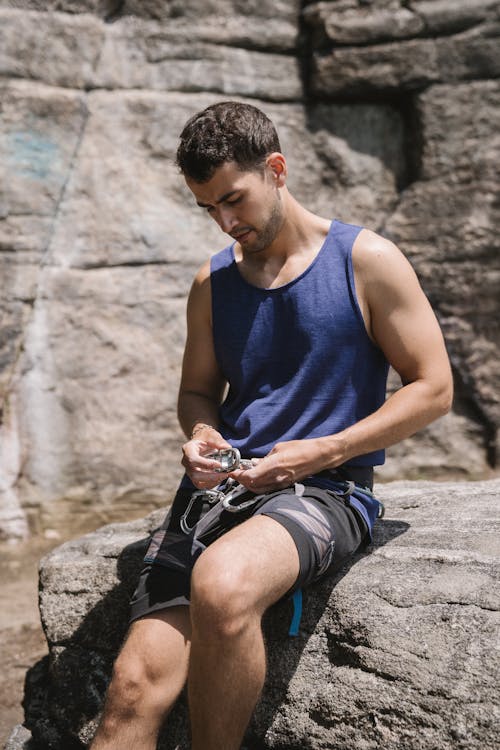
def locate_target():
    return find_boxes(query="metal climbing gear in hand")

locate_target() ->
[205,447,254,472]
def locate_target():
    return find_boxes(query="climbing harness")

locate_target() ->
[177,464,384,638]
[339,479,385,519]
[178,460,307,635]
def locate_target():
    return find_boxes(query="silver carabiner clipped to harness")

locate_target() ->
[220,481,260,513]
[179,488,224,535]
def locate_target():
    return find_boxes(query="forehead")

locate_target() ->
[185,161,263,205]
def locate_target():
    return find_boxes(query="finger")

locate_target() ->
[228,468,247,480]
[190,471,226,489]
[183,443,230,473]
[198,457,228,471]
[238,466,295,493]
[238,467,278,489]
[198,436,233,451]
[184,437,231,457]
[239,454,273,477]
[182,454,224,473]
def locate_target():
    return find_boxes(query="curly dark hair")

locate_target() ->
[176,101,281,183]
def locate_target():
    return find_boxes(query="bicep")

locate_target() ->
[178,267,226,402]
[360,236,450,386]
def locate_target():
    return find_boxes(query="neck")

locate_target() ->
[239,191,330,265]
[233,193,331,290]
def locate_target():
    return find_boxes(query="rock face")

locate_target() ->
[1,1,499,540]
[13,479,500,749]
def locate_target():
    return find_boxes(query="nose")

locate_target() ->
[216,206,238,234]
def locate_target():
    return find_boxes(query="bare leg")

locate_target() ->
[188,515,300,750]
[90,606,191,750]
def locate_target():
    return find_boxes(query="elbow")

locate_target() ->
[435,373,454,417]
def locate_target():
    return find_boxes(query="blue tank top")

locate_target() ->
[210,219,389,465]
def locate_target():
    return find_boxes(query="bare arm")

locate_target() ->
[177,261,232,486]
[233,231,453,492]
[323,230,453,460]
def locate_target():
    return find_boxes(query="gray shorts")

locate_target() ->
[129,480,369,624]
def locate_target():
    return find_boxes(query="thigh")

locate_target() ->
[192,513,301,615]
[254,487,367,592]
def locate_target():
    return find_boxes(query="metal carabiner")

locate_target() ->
[179,489,223,534]
[205,447,254,472]
[221,483,260,513]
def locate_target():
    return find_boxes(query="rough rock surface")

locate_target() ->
[4,725,32,750]
[1,1,499,541]
[8,479,499,749]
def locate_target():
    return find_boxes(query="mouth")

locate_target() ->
[232,229,253,243]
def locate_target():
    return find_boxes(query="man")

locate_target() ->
[90,102,453,750]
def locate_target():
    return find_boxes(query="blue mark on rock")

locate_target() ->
[7,130,61,181]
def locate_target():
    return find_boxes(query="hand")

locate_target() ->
[230,437,340,494]
[182,427,233,489]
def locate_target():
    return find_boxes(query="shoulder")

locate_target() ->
[350,228,430,346]
[187,259,212,323]
[189,258,211,297]
[188,242,234,315]
[192,258,211,286]
[352,228,420,297]
[191,243,234,289]
[353,227,407,268]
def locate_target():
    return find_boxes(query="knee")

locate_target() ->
[191,549,253,639]
[105,651,152,720]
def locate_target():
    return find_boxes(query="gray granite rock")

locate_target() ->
[310,28,500,97]
[412,0,500,34]
[306,0,500,96]
[304,0,499,46]
[18,480,500,748]
[3,723,33,750]
[384,80,500,456]
[0,9,302,99]
[304,2,425,46]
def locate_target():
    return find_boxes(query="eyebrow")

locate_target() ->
[196,189,240,208]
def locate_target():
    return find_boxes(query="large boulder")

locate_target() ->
[12,479,500,749]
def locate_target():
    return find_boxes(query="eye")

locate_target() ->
[226,196,242,205]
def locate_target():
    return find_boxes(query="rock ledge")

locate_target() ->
[7,479,500,749]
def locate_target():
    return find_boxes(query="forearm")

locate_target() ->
[233,377,451,493]
[177,390,221,439]
[178,390,233,488]
[322,377,452,467]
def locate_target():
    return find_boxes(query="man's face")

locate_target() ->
[185,160,284,254]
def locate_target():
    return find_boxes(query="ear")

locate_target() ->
[265,152,287,187]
